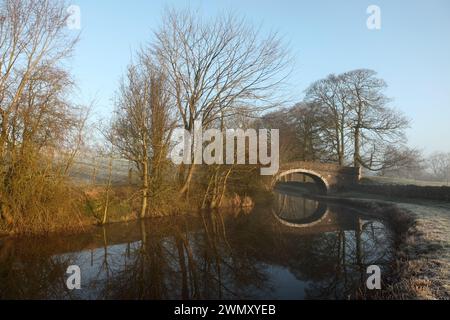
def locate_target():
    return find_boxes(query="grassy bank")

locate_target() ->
[361,176,449,187]
[333,191,450,299]
[0,182,266,238]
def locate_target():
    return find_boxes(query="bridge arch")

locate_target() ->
[272,207,330,229]
[272,161,360,194]
[273,168,330,194]
[271,192,329,228]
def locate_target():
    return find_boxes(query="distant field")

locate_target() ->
[69,155,450,189]
[361,176,449,187]
[69,155,135,186]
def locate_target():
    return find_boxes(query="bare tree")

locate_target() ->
[257,102,327,163]
[340,69,409,169]
[152,8,291,195]
[378,147,426,179]
[304,74,350,165]
[428,152,450,185]
[305,69,409,170]
[288,102,329,162]
[109,58,175,218]
[0,0,77,153]
[0,0,81,231]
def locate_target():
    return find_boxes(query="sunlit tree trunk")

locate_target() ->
[102,155,114,225]
[141,158,149,219]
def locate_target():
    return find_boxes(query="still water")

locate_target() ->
[0,189,393,299]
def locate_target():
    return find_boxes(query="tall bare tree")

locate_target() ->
[340,69,409,169]
[305,69,409,170]
[109,58,175,218]
[152,8,291,195]
[304,74,349,165]
[0,0,81,230]
[288,102,329,162]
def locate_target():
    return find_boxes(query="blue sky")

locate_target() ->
[69,0,450,154]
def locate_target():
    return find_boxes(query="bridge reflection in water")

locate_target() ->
[0,189,394,300]
[272,188,359,233]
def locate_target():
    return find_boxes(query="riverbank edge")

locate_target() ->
[315,192,448,300]
[1,189,446,300]
[0,194,264,240]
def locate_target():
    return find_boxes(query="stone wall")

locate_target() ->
[346,184,450,201]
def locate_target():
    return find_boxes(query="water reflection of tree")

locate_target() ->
[0,199,395,300]
[194,210,271,299]
[296,219,392,299]
[0,238,77,299]
[92,213,271,299]
[94,220,170,299]
[94,204,393,300]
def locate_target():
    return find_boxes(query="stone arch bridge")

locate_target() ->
[272,161,361,194]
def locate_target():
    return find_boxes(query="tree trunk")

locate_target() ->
[335,125,344,166]
[179,164,196,197]
[140,160,149,218]
[217,167,233,208]
[101,156,113,225]
[353,126,361,167]
[0,112,8,157]
[340,120,345,165]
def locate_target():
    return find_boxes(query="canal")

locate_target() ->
[0,187,394,299]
